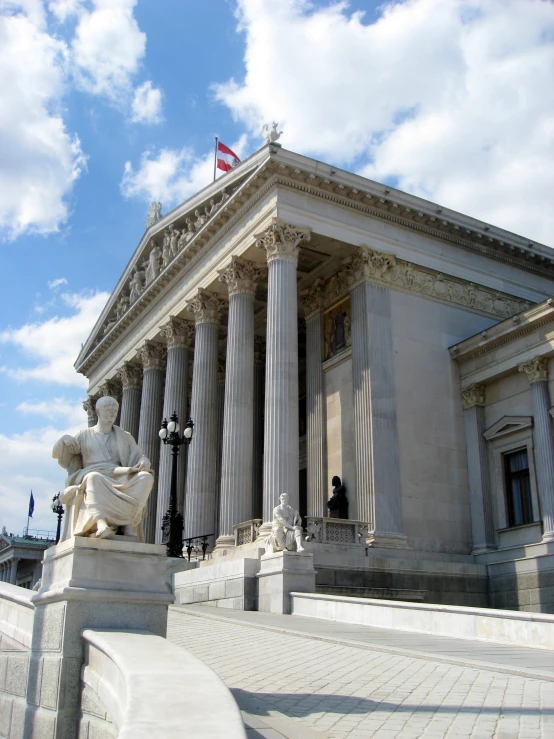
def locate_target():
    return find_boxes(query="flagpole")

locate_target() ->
[25,490,31,535]
[213,137,218,182]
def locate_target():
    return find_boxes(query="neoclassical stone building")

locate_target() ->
[76,144,554,610]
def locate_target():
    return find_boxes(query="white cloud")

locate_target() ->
[48,0,84,22]
[0,290,109,387]
[17,398,85,424]
[131,80,163,124]
[0,2,86,238]
[48,277,68,289]
[214,0,554,246]
[120,137,248,206]
[71,0,146,101]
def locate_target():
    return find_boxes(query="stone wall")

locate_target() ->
[488,552,554,613]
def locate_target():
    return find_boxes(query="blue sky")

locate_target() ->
[1,0,553,535]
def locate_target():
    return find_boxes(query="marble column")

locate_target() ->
[214,360,226,538]
[519,357,554,542]
[83,396,97,427]
[184,290,226,540]
[302,282,328,517]
[252,337,265,520]
[155,317,195,544]
[350,270,407,548]
[116,362,142,439]
[256,218,311,530]
[9,558,18,585]
[461,384,496,553]
[137,341,166,543]
[216,257,266,546]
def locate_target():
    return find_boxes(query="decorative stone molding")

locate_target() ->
[300,279,324,320]
[186,289,227,326]
[305,517,369,545]
[255,217,311,265]
[254,335,266,365]
[461,384,486,409]
[100,379,121,399]
[137,341,166,371]
[82,396,98,424]
[218,256,267,298]
[318,245,533,321]
[116,362,143,390]
[519,356,548,384]
[160,316,195,350]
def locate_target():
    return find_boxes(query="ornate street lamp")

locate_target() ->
[159,413,194,557]
[51,494,64,544]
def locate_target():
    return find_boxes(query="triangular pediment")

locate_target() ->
[483,416,533,441]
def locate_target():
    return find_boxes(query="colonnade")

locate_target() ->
[84,219,408,548]
[0,558,19,584]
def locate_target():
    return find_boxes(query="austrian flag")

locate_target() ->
[216,140,240,172]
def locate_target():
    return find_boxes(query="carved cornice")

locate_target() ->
[255,217,312,265]
[160,317,195,350]
[186,289,227,326]
[218,256,267,298]
[254,335,266,364]
[519,356,548,384]
[461,384,486,409]
[137,341,167,371]
[116,362,143,390]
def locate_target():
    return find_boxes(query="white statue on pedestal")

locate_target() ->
[146,201,162,229]
[52,397,154,542]
[262,122,283,145]
[265,493,305,554]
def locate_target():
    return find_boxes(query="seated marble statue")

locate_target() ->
[265,493,305,554]
[52,396,154,542]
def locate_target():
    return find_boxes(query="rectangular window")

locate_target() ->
[504,449,533,527]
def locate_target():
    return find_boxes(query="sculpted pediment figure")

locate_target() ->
[52,396,154,542]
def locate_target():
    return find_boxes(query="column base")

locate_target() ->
[366,532,411,550]
[472,544,498,555]
[215,535,236,549]
[542,532,554,544]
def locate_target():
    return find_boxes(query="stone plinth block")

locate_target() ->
[173,557,261,611]
[257,551,316,614]
[26,537,173,739]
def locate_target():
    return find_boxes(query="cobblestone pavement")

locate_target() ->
[167,606,554,739]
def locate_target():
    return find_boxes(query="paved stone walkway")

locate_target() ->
[167,605,554,739]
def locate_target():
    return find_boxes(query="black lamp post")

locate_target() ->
[159,413,194,557]
[51,494,64,544]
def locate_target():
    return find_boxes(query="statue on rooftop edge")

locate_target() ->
[262,122,283,145]
[265,493,305,554]
[52,396,154,542]
[146,201,162,229]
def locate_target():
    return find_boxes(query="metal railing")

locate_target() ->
[183,534,214,562]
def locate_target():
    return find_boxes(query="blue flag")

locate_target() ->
[28,491,35,518]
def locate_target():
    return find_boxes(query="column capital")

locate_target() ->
[82,396,97,418]
[254,335,266,365]
[100,378,121,399]
[160,316,195,350]
[186,289,227,325]
[300,279,325,320]
[218,255,267,298]
[519,356,548,383]
[344,245,397,290]
[137,341,167,371]
[255,217,311,266]
[116,362,143,390]
[461,384,486,409]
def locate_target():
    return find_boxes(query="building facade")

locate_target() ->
[0,530,52,588]
[74,144,554,611]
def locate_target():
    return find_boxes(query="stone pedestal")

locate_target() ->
[256,551,316,614]
[25,537,173,738]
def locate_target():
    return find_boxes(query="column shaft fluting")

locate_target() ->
[252,349,265,520]
[156,343,190,543]
[117,363,143,440]
[306,311,327,517]
[531,380,554,539]
[351,281,404,542]
[218,293,256,544]
[462,386,496,552]
[214,366,226,538]
[137,343,166,543]
[184,291,225,540]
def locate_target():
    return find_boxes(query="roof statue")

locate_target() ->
[262,121,283,146]
[146,201,162,229]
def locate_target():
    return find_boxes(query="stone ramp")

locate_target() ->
[168,604,554,738]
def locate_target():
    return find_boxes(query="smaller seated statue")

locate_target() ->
[327,476,348,519]
[265,493,305,554]
[52,396,154,541]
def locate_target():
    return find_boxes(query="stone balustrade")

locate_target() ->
[305,517,369,546]
[0,581,34,649]
[233,519,262,546]
[80,629,246,739]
